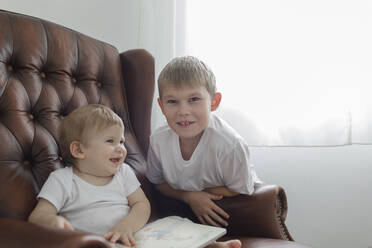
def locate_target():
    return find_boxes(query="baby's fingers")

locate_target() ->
[110,233,121,244]
[63,221,74,231]
[103,231,113,240]
[128,235,137,246]
[118,234,132,247]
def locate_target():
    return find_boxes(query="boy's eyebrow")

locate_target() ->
[162,91,203,99]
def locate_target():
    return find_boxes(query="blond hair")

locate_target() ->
[59,104,123,166]
[158,56,216,98]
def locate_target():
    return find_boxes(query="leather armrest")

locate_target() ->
[215,184,293,240]
[120,49,155,155]
[153,184,293,241]
[0,218,111,248]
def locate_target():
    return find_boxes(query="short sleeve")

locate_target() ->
[146,143,165,184]
[220,140,255,195]
[120,164,141,197]
[37,170,70,212]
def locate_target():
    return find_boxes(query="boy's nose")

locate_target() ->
[178,103,191,115]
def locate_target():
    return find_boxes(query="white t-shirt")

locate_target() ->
[38,164,140,235]
[146,114,261,195]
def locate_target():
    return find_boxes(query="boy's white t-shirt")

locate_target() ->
[146,114,261,195]
[38,164,140,235]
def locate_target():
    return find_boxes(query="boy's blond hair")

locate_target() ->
[59,104,123,166]
[158,56,216,98]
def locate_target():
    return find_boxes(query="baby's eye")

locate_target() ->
[106,139,114,143]
[167,99,177,104]
[189,97,200,102]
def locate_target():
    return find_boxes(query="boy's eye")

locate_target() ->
[189,97,200,102]
[166,99,177,104]
[106,139,114,143]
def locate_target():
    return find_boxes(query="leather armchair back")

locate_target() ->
[0,9,154,220]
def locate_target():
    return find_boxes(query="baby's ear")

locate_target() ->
[70,141,85,159]
[211,92,222,111]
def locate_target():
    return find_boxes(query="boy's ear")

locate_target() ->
[211,92,222,111]
[157,97,165,114]
[70,141,86,159]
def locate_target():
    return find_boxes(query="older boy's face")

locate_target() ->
[158,84,220,144]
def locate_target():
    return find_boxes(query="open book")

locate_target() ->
[114,216,226,248]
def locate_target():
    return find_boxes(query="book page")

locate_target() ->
[114,216,226,248]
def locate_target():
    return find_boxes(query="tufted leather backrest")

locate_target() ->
[0,10,154,220]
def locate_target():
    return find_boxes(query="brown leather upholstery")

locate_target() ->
[0,9,311,248]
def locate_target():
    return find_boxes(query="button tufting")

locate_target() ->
[58,156,63,161]
[23,161,30,166]
[7,65,13,71]
[96,82,102,88]
[40,72,46,78]
[28,114,34,120]
[72,77,77,83]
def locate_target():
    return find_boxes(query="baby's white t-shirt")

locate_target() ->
[146,114,261,195]
[38,163,140,234]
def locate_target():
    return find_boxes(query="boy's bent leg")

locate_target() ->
[206,239,241,248]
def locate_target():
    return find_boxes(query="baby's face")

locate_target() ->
[78,124,126,177]
[158,84,214,143]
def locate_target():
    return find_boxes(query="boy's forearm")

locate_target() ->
[204,186,239,197]
[155,183,192,204]
[118,199,151,233]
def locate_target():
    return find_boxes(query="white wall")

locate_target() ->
[1,1,371,248]
[251,145,372,248]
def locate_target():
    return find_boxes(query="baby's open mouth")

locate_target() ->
[110,158,121,163]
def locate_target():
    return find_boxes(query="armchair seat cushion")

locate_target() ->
[220,237,312,248]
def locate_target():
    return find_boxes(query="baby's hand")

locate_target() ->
[184,191,229,227]
[50,216,74,231]
[103,225,136,247]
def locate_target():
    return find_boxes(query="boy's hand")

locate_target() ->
[103,225,136,247]
[184,191,229,227]
[50,216,74,231]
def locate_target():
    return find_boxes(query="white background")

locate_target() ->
[1,1,371,247]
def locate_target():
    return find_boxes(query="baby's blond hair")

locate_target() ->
[59,104,123,166]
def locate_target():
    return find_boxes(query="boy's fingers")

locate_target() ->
[203,214,221,227]
[197,215,206,225]
[208,193,223,200]
[212,204,229,219]
[209,211,228,227]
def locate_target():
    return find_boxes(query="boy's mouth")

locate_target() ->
[177,121,195,127]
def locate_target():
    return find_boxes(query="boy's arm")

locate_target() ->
[28,198,74,231]
[103,187,150,246]
[155,182,230,227]
[204,186,239,197]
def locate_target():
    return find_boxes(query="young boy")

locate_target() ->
[146,56,261,228]
[28,104,151,247]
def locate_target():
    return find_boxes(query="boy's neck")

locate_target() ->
[179,132,203,161]
[72,167,113,186]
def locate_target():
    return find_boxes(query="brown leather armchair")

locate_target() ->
[0,9,311,248]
